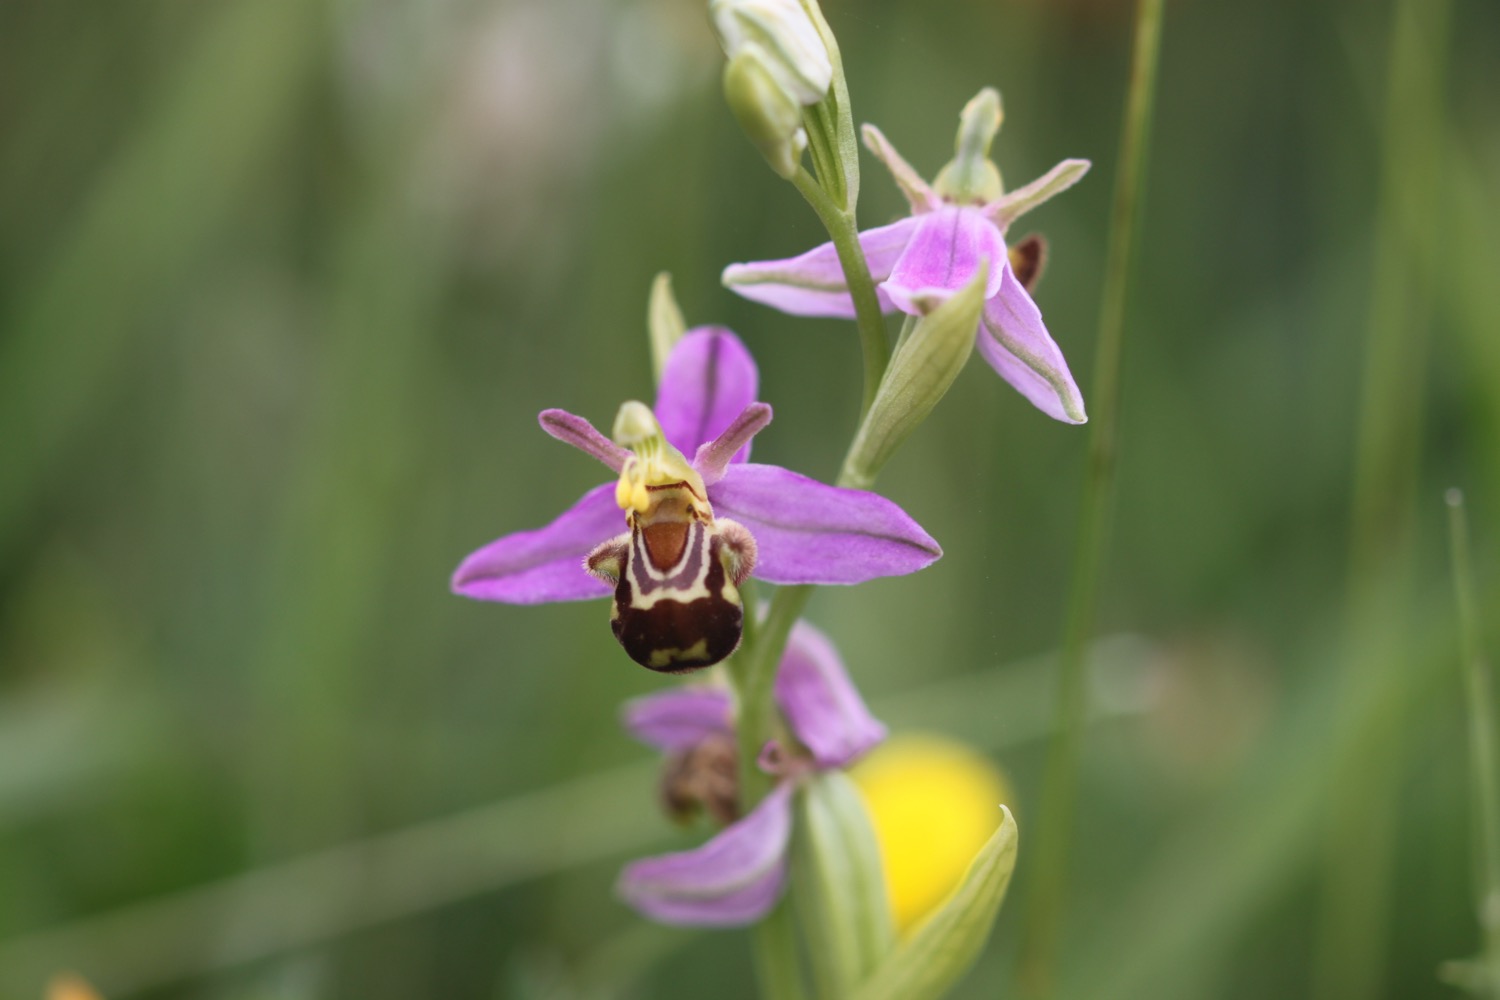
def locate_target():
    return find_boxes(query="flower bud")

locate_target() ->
[712,0,834,179]
[710,0,833,106]
[722,48,807,179]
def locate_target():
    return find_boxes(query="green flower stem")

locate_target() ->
[754,897,811,1000]
[726,235,894,996]
[733,75,893,996]
[729,584,814,804]
[1017,0,1165,995]
[792,165,889,417]
[1446,490,1500,991]
[726,582,811,1000]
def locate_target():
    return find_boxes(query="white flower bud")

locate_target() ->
[710,0,833,106]
[723,47,807,178]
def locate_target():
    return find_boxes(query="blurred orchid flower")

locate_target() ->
[724,88,1092,423]
[616,620,886,925]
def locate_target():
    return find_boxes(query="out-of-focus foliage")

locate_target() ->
[0,0,1497,997]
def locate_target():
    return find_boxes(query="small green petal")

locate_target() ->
[933,88,1004,204]
[648,272,686,385]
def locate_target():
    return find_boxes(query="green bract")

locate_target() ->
[792,770,896,997]
[851,807,1020,1000]
[841,264,989,488]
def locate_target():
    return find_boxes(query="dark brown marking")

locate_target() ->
[612,534,742,673]
[642,521,689,570]
[1009,233,1048,293]
[645,480,707,503]
[661,731,740,825]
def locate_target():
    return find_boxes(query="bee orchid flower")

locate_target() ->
[723,88,1092,424]
[451,329,941,672]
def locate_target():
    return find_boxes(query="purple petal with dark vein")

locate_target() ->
[775,620,887,768]
[621,686,734,751]
[616,781,793,927]
[976,264,1087,424]
[720,217,918,318]
[694,403,773,486]
[655,327,760,459]
[708,464,942,584]
[882,205,1007,316]
[451,482,619,604]
[539,409,628,472]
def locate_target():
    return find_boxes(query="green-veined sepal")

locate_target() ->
[792,770,896,997]
[850,807,1019,1000]
[840,262,987,488]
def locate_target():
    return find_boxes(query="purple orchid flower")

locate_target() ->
[451,328,941,672]
[722,88,1091,424]
[616,619,885,926]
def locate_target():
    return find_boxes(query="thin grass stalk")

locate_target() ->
[1445,491,1500,994]
[1310,0,1450,994]
[1016,0,1165,994]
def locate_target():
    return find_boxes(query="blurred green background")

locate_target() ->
[2,0,1498,997]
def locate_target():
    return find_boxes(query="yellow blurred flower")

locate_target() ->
[46,974,102,1000]
[850,733,1012,932]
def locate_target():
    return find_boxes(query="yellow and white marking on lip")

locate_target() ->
[612,401,711,519]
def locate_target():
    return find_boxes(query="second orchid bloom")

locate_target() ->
[724,88,1092,424]
[451,328,940,671]
[617,618,886,925]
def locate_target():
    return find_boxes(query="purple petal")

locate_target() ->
[621,686,734,752]
[616,781,794,927]
[539,409,628,472]
[708,464,941,584]
[655,328,759,459]
[775,621,887,768]
[451,482,619,603]
[976,264,1087,424]
[694,403,773,486]
[882,206,1006,316]
[720,217,919,319]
